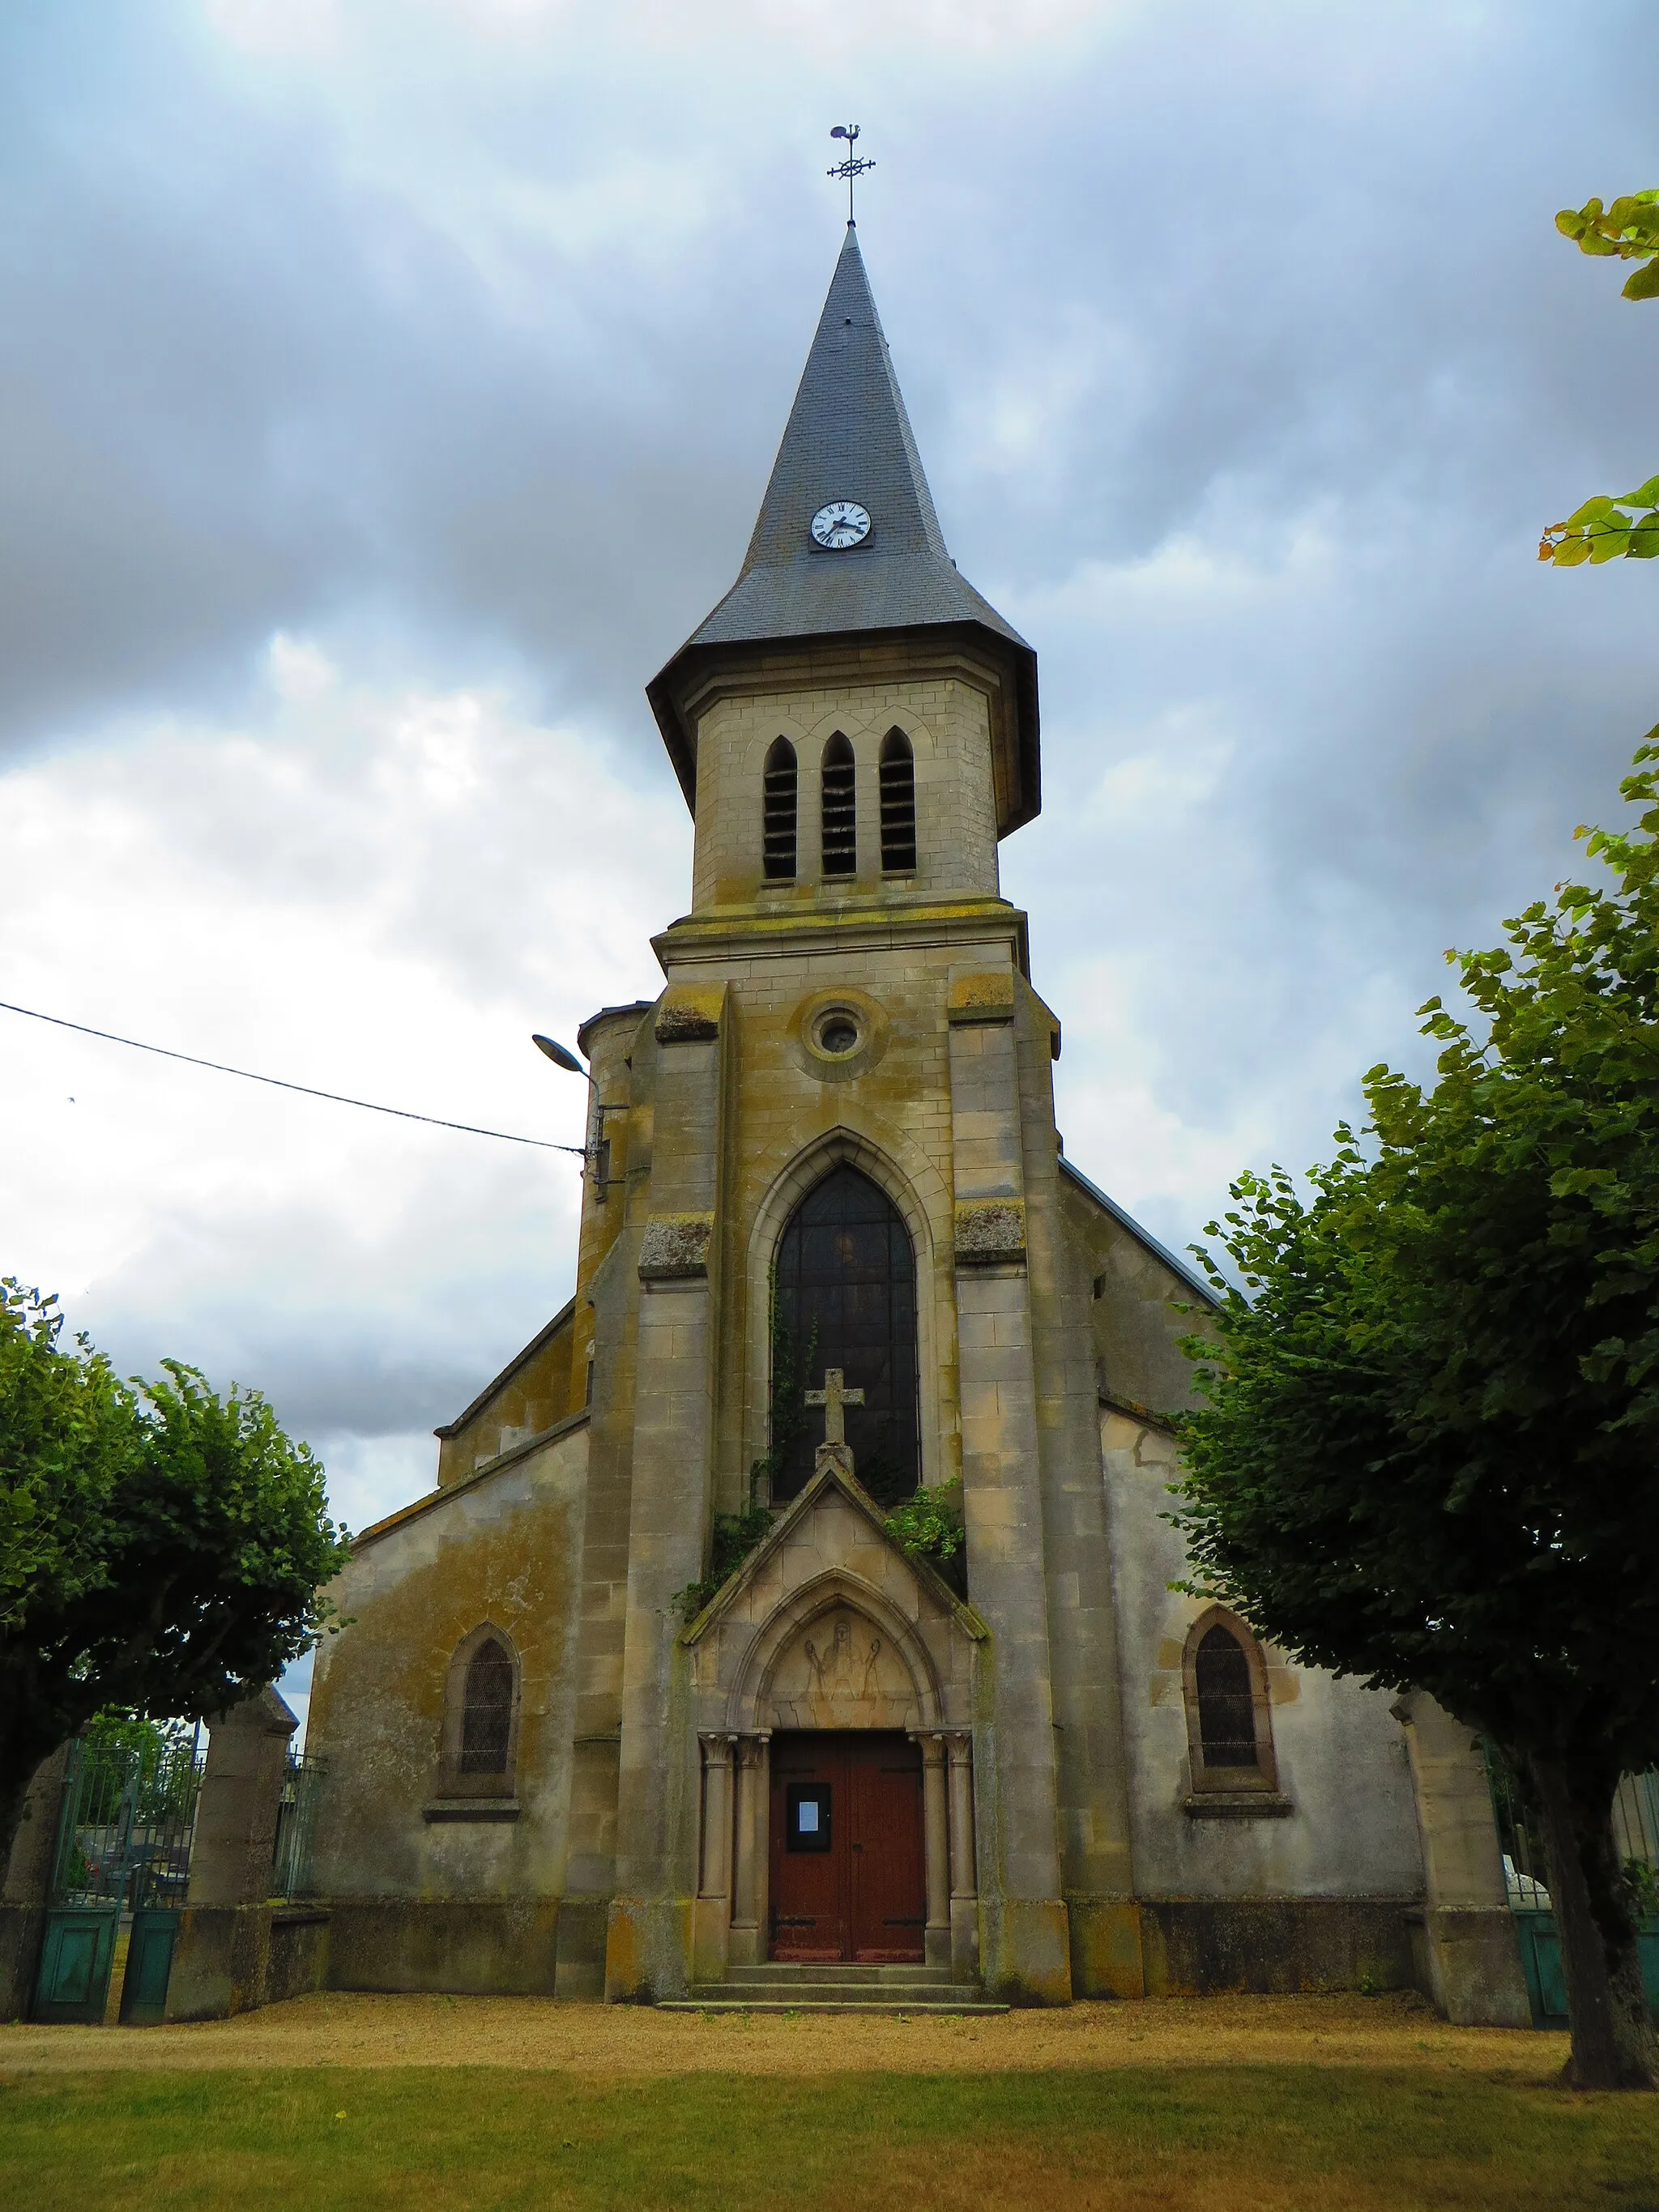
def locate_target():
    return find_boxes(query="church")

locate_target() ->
[303,224,1533,2022]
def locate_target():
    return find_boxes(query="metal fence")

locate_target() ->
[1614,1771,1659,1873]
[34,1723,205,2026]
[1484,1745,1659,1911]
[271,1753,326,1899]
[49,1725,203,1912]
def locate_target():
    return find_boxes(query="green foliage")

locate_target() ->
[1556,191,1659,290]
[884,1481,967,1598]
[1174,748,1659,2081]
[1175,743,1659,1768]
[1623,1854,1659,1924]
[672,1502,773,1626]
[0,1280,352,1859]
[1542,193,1659,566]
[757,1302,817,1494]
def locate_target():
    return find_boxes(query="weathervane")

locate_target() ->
[828,125,873,223]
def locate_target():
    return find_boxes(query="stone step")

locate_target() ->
[659,1997,1009,2015]
[694,1988,985,2004]
[716,1963,971,1985]
[666,1961,1005,2014]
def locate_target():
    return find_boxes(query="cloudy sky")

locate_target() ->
[5,0,1657,1582]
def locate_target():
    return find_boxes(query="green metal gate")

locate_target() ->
[272,1753,326,1900]
[32,1724,203,2026]
[1485,1749,1659,2029]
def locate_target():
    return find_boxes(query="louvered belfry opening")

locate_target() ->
[1195,1626,1259,1769]
[762,736,798,880]
[821,732,857,876]
[879,728,916,872]
[459,1638,514,1774]
[773,1165,919,1505]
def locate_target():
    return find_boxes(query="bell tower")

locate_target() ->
[647,223,1040,916]
[593,219,1134,2011]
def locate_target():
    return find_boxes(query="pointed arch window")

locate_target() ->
[437,1624,522,1802]
[1181,1609,1284,1807]
[772,1164,918,1505]
[879,729,916,872]
[763,738,797,880]
[821,734,857,876]
[461,1639,514,1774]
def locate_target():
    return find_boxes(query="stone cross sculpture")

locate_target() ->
[804,1366,864,1478]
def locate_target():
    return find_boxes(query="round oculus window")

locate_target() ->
[815,1012,862,1056]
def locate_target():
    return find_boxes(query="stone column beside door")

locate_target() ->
[728,1733,770,1966]
[945,1731,979,1971]
[692,1733,736,1980]
[914,1733,952,1967]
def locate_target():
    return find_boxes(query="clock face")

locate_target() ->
[810,501,872,550]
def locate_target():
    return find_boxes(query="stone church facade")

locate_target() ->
[304,228,1532,2021]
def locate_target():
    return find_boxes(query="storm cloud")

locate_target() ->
[4,0,1657,1531]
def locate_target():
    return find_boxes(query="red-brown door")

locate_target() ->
[770,1733,925,1963]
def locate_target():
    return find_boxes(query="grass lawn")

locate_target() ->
[2,2064,1657,2212]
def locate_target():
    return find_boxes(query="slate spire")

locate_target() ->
[649,224,1039,832]
[680,224,1026,654]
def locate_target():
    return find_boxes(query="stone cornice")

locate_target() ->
[653,895,1030,976]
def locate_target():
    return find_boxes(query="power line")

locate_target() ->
[0,999,586,1155]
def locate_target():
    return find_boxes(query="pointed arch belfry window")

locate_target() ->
[772,1165,918,1505]
[763,738,797,880]
[879,729,916,872]
[821,734,856,876]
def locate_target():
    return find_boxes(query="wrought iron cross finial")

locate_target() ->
[828,125,873,223]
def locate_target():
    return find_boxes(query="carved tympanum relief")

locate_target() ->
[766,1607,922,1730]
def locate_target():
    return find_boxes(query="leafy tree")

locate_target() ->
[1541,194,1659,565]
[0,1282,351,1871]
[1175,748,1659,2091]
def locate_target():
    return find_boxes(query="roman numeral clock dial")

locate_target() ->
[810,501,872,550]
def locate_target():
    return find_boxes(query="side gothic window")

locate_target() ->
[461,1638,514,1773]
[1195,1626,1257,1769]
[763,737,797,880]
[1182,1609,1278,1798]
[879,729,916,872]
[821,733,856,876]
[440,1624,520,1796]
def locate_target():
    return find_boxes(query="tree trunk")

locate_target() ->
[0,1717,72,1884]
[1528,1754,1657,2091]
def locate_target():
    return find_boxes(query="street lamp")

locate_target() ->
[531,1034,583,1074]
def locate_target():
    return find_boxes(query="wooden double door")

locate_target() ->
[769,1732,926,1963]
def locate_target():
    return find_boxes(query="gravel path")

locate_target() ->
[0,1989,1563,2077]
